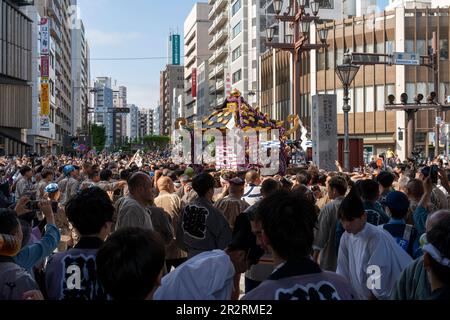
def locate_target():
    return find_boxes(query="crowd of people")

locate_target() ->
[0,151,450,300]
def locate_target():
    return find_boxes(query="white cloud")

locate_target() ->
[86,29,143,47]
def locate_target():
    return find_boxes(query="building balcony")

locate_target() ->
[185,40,196,57]
[185,54,196,69]
[208,11,228,35]
[215,63,225,76]
[215,29,228,47]
[216,79,224,91]
[208,37,216,50]
[208,0,216,6]
[209,84,216,95]
[49,19,61,43]
[208,53,216,65]
[216,45,228,60]
[47,1,62,25]
[208,66,216,80]
[217,96,224,106]
[184,81,192,93]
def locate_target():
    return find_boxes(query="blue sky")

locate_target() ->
[78,0,204,109]
[78,0,388,109]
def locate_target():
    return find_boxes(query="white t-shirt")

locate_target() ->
[337,223,412,300]
[242,185,262,206]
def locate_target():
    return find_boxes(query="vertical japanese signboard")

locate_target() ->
[192,68,197,98]
[40,18,50,55]
[41,56,49,78]
[40,83,50,116]
[312,95,337,171]
[224,68,232,97]
[172,34,180,65]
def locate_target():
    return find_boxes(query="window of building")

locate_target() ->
[232,0,241,16]
[336,48,344,66]
[355,87,364,113]
[327,48,334,70]
[365,86,374,112]
[232,69,242,83]
[416,39,426,55]
[317,50,325,71]
[405,40,414,53]
[375,85,385,111]
[386,41,395,55]
[232,21,242,39]
[440,39,449,60]
[375,41,384,54]
[232,46,241,61]
[336,88,344,114]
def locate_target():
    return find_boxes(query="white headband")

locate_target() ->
[423,243,450,268]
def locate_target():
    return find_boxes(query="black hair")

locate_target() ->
[100,169,113,181]
[426,216,450,286]
[260,178,280,196]
[120,169,131,181]
[88,170,100,180]
[255,191,317,261]
[338,188,365,221]
[296,170,311,186]
[359,179,380,201]
[96,228,165,300]
[19,166,32,176]
[317,173,327,186]
[328,176,348,196]
[41,169,54,179]
[192,173,215,197]
[0,209,19,235]
[65,187,114,235]
[376,171,395,188]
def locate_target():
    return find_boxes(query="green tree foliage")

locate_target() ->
[90,124,106,151]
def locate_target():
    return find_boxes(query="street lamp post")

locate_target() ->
[266,0,328,138]
[335,54,360,171]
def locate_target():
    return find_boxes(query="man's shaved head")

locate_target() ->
[128,172,152,194]
[157,176,174,193]
[426,210,450,232]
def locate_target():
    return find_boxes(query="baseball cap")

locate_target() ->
[385,191,410,213]
[44,183,59,194]
[229,177,245,186]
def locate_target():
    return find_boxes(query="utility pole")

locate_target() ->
[432,32,440,157]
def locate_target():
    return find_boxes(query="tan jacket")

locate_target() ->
[214,195,250,230]
[155,191,187,260]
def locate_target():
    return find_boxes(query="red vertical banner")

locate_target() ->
[41,56,49,78]
[192,68,197,98]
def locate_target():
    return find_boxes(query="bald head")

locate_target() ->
[426,210,450,233]
[245,170,260,185]
[157,176,174,193]
[128,172,152,194]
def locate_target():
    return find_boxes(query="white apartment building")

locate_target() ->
[126,104,140,141]
[71,18,89,137]
[22,5,57,155]
[208,0,280,109]
[184,2,213,120]
[94,77,114,149]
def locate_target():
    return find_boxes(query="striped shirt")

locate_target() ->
[242,184,262,206]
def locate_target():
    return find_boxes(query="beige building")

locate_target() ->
[35,0,73,152]
[184,2,212,121]
[262,7,450,161]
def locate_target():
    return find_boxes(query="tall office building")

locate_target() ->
[22,4,58,155]
[126,104,139,141]
[71,5,89,137]
[160,65,184,135]
[93,77,114,149]
[153,106,161,136]
[184,2,212,121]
[35,0,74,152]
[113,85,127,145]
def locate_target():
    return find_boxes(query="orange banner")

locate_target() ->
[40,83,50,116]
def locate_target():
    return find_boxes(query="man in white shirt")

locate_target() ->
[336,190,412,300]
[242,170,262,206]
